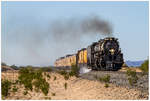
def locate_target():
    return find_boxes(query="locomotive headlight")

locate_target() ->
[109,49,115,55]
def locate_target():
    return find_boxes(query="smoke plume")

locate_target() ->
[50,15,113,42]
[4,14,113,66]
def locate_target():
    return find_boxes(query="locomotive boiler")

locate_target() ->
[54,37,124,71]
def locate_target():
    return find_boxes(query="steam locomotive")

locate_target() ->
[54,37,124,71]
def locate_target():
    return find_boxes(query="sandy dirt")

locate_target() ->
[119,67,142,72]
[2,71,148,100]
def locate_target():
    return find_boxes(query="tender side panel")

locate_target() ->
[83,49,87,63]
[77,49,87,67]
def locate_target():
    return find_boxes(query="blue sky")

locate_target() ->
[2,1,149,66]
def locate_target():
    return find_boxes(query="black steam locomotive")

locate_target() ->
[55,37,124,71]
[87,37,124,70]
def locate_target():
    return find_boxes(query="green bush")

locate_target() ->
[126,69,137,77]
[33,77,49,95]
[64,74,69,80]
[14,80,19,85]
[58,70,70,80]
[104,83,109,88]
[126,69,138,86]
[57,65,80,78]
[41,81,49,96]
[18,67,50,96]
[140,60,149,73]
[12,85,18,92]
[23,90,28,95]
[58,70,67,76]
[2,80,12,97]
[69,71,74,77]
[42,67,53,72]
[99,75,110,83]
[70,64,80,77]
[54,76,57,81]
[64,82,67,90]
[18,67,34,91]
[47,74,51,79]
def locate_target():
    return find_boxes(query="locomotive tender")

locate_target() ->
[54,37,124,71]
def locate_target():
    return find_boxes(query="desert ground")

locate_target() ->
[1,67,148,100]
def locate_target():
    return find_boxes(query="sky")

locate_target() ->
[1,1,149,66]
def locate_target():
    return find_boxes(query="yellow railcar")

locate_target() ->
[54,54,76,67]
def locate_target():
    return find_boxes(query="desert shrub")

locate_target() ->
[41,67,53,72]
[33,70,49,95]
[33,77,49,95]
[23,90,28,95]
[41,81,49,96]
[56,64,78,77]
[58,70,67,75]
[47,74,51,79]
[99,75,110,83]
[70,64,80,77]
[64,74,69,80]
[58,70,70,80]
[104,83,109,88]
[140,60,149,73]
[68,71,74,77]
[14,80,19,85]
[54,76,57,80]
[99,75,110,87]
[12,85,18,92]
[2,80,12,97]
[51,92,56,96]
[18,68,50,95]
[126,69,138,86]
[64,82,67,90]
[18,67,34,91]
[126,69,136,77]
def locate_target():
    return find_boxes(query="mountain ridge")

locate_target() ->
[125,60,144,67]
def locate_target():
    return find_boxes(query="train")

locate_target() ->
[54,37,124,71]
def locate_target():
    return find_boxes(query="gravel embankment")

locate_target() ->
[80,71,148,94]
